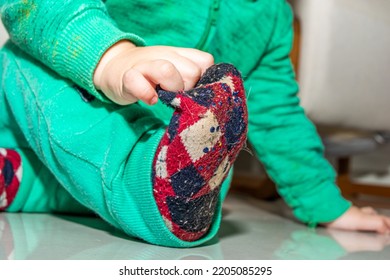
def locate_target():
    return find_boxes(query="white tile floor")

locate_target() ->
[1,192,390,260]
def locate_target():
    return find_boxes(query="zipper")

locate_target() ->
[195,0,220,50]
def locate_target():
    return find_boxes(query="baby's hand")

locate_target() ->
[93,41,214,105]
[323,205,390,234]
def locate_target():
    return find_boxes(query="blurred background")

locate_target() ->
[0,20,6,46]
[233,0,390,208]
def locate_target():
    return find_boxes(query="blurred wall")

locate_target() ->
[0,19,8,46]
[289,0,390,183]
[235,0,390,181]
[289,0,390,131]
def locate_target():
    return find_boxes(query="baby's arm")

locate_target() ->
[0,0,151,102]
[1,1,213,105]
[93,40,214,105]
[247,1,390,234]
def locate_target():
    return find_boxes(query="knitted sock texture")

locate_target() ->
[0,149,22,211]
[152,63,248,241]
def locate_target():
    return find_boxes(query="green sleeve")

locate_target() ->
[245,2,351,225]
[0,0,144,101]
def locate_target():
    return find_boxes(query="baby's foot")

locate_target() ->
[153,63,248,241]
[0,149,22,211]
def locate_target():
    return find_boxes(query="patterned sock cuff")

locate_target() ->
[0,149,22,211]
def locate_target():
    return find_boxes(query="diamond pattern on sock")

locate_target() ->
[166,189,220,232]
[179,110,222,162]
[170,165,205,197]
[152,63,248,241]
[0,149,22,211]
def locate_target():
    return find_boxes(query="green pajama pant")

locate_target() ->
[0,42,231,247]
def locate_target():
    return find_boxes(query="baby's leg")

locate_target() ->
[0,44,102,215]
[1,43,171,247]
[0,149,21,211]
[1,42,246,247]
[0,148,91,214]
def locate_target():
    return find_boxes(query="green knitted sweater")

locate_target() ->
[0,0,351,226]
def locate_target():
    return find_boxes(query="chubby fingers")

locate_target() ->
[98,44,215,105]
[120,68,157,105]
[353,206,390,234]
[122,60,185,105]
[360,206,378,215]
[175,47,214,75]
[168,57,203,90]
[324,205,390,234]
[122,57,210,105]
[359,214,390,234]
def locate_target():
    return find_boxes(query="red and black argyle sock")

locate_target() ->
[153,63,248,241]
[0,149,22,211]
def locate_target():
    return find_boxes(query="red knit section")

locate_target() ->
[0,149,22,211]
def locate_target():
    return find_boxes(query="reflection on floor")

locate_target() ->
[1,192,390,260]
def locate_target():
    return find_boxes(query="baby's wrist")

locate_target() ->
[93,40,137,89]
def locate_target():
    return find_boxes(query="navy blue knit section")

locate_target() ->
[196,63,240,86]
[170,165,205,197]
[3,159,14,187]
[74,85,95,102]
[186,87,214,107]
[166,189,219,232]
[225,106,246,150]
[168,114,180,142]
[157,90,176,107]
